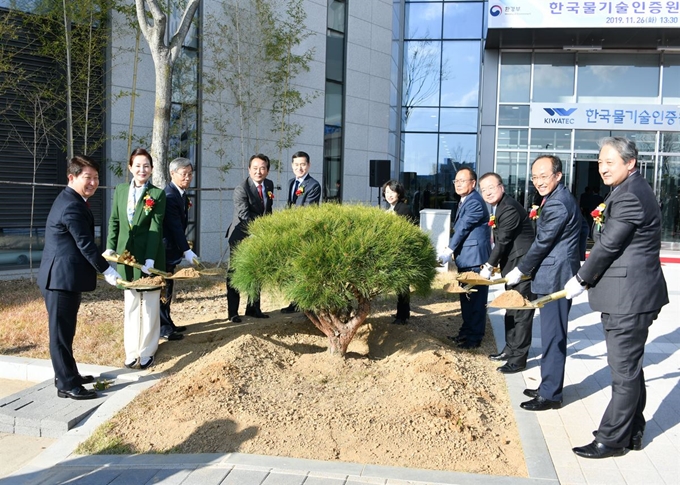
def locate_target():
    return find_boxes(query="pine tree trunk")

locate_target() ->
[305,297,371,357]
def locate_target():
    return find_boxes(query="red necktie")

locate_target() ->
[257,184,264,206]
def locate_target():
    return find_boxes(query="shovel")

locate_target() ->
[192,258,226,277]
[97,275,164,290]
[456,274,531,293]
[489,289,568,310]
[104,253,171,278]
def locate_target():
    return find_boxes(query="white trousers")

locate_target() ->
[123,289,160,362]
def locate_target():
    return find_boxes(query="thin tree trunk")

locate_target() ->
[305,297,371,357]
[62,0,73,159]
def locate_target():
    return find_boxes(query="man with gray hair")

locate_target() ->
[566,137,668,458]
[160,157,199,340]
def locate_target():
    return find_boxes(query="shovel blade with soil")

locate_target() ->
[488,289,568,310]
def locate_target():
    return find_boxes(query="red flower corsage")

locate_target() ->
[143,194,155,214]
[295,185,304,196]
[187,197,193,209]
[267,191,274,200]
[591,203,606,228]
[529,204,540,220]
[488,215,496,228]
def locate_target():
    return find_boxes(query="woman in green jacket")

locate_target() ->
[105,148,166,369]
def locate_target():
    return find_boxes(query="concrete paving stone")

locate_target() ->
[221,453,365,477]
[108,467,164,485]
[554,466,587,484]
[178,466,232,485]
[301,476,346,485]
[14,425,41,437]
[61,454,126,466]
[345,477,387,484]
[579,466,626,485]
[145,468,194,485]
[261,471,309,485]
[220,467,274,484]
[119,453,225,466]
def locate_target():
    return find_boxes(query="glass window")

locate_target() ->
[405,2,442,40]
[439,108,478,133]
[533,53,575,102]
[497,128,528,149]
[440,133,477,168]
[326,31,344,82]
[500,52,531,103]
[574,130,603,151]
[498,105,529,126]
[531,129,571,150]
[403,107,439,132]
[403,41,441,108]
[440,40,481,107]
[663,55,680,104]
[577,54,660,103]
[443,2,483,39]
[662,132,680,153]
[404,133,439,176]
[658,155,680,241]
[325,81,342,127]
[328,0,345,33]
[496,151,529,205]
[611,131,656,153]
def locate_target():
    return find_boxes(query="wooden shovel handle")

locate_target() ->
[532,289,569,308]
[104,253,170,277]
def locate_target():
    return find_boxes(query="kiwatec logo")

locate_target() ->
[490,5,503,17]
[543,107,577,124]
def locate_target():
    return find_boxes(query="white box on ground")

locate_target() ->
[419,209,452,273]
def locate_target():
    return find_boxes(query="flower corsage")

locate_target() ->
[187,197,192,209]
[267,191,274,200]
[143,194,155,214]
[529,205,541,220]
[295,185,304,196]
[488,215,496,228]
[591,203,606,229]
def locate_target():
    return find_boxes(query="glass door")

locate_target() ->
[658,155,680,246]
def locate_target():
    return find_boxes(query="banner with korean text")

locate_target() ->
[529,103,680,131]
[488,1,680,29]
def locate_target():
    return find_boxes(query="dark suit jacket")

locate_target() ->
[448,189,491,269]
[38,187,109,292]
[517,183,581,294]
[226,177,274,245]
[107,182,166,280]
[163,182,190,265]
[287,174,321,207]
[579,171,668,314]
[488,193,535,276]
[391,200,413,220]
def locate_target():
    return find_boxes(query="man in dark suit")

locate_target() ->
[226,154,274,322]
[506,155,581,411]
[439,167,491,349]
[566,137,668,459]
[478,173,535,374]
[280,151,321,314]
[160,157,199,340]
[38,155,121,400]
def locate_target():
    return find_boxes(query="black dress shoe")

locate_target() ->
[174,325,187,333]
[245,310,269,319]
[573,440,626,459]
[592,430,643,451]
[520,395,562,411]
[391,318,408,325]
[57,386,98,400]
[161,331,184,341]
[124,358,139,369]
[488,351,508,361]
[229,315,242,323]
[497,363,526,374]
[140,356,155,370]
[280,303,299,314]
[54,375,96,386]
[447,335,466,343]
[523,388,539,398]
[458,340,481,350]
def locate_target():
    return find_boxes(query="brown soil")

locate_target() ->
[172,268,201,278]
[124,275,165,288]
[89,272,527,477]
[488,290,532,308]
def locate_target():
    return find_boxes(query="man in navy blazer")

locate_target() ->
[225,154,274,322]
[38,155,121,400]
[160,157,199,340]
[566,137,668,459]
[281,151,321,313]
[478,173,535,374]
[506,155,581,411]
[441,168,491,349]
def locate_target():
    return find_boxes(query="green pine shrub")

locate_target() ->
[229,203,438,355]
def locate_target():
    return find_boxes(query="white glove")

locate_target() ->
[505,267,524,286]
[437,247,453,265]
[102,266,122,286]
[479,263,493,280]
[565,275,586,300]
[141,259,154,275]
[103,249,116,257]
[183,249,199,265]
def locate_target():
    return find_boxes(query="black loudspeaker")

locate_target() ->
[369,159,391,187]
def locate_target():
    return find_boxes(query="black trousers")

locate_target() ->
[502,278,535,367]
[536,297,572,402]
[42,288,81,391]
[596,310,657,449]
[226,269,261,317]
[160,262,177,336]
[396,291,410,320]
[458,266,489,345]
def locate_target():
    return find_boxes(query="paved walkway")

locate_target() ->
[1,262,678,484]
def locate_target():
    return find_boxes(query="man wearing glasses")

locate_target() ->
[505,155,581,411]
[440,167,491,349]
[160,157,199,341]
[478,173,535,374]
